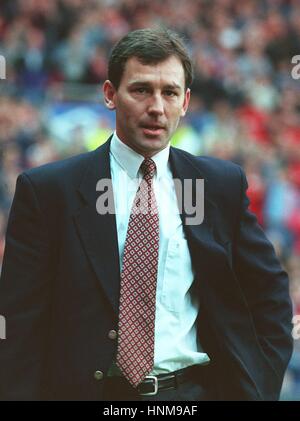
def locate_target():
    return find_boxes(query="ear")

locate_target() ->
[180,88,191,117]
[103,80,116,110]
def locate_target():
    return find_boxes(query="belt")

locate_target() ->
[136,364,209,396]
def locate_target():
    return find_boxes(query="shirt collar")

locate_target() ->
[110,131,170,180]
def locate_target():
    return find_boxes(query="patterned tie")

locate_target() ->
[116,158,159,387]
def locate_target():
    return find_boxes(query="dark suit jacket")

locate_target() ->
[0,138,293,400]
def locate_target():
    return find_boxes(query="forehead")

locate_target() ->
[121,55,185,89]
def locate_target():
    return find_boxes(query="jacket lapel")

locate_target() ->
[169,147,219,251]
[74,138,121,315]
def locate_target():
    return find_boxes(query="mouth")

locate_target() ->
[141,124,165,137]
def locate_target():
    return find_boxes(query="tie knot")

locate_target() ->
[141,158,156,179]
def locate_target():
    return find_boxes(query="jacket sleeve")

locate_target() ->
[233,166,294,397]
[0,173,54,400]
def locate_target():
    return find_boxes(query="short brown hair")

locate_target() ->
[108,28,193,90]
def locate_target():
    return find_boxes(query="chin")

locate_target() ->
[142,135,166,145]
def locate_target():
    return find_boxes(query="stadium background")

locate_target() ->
[0,0,299,400]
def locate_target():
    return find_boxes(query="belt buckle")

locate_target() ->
[139,375,159,396]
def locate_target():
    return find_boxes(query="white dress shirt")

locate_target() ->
[110,132,210,375]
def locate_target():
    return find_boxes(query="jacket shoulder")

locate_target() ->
[172,147,243,181]
[21,150,93,190]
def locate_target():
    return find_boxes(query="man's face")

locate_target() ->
[103,55,190,157]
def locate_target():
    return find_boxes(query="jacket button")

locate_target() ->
[108,330,117,340]
[94,370,104,381]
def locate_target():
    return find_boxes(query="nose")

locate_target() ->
[147,94,164,116]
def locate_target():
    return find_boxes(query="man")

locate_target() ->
[0,28,293,401]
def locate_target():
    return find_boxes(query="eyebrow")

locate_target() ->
[128,81,182,91]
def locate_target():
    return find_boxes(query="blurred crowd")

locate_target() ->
[0,0,300,399]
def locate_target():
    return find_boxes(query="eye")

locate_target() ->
[135,87,148,94]
[164,90,177,97]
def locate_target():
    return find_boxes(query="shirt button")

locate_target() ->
[108,330,117,340]
[94,370,104,381]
